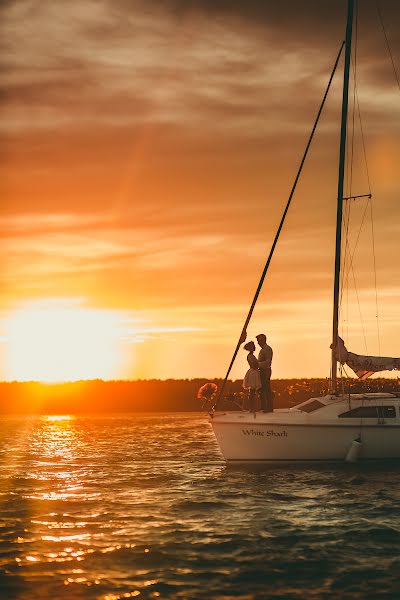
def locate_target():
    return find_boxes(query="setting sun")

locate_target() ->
[3,300,126,382]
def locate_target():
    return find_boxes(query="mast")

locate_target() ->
[331,0,354,394]
[213,43,345,410]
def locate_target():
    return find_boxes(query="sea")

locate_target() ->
[0,413,399,600]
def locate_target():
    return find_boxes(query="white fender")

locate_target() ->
[345,438,362,463]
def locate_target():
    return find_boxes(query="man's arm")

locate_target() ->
[258,346,272,369]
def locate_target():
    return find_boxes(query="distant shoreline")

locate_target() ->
[0,378,398,415]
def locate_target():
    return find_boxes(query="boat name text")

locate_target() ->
[242,428,288,438]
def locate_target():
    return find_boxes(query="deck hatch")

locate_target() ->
[298,400,324,413]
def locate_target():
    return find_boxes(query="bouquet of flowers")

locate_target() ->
[197,382,218,408]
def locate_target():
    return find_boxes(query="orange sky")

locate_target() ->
[1,0,399,381]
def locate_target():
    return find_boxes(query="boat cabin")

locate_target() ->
[292,393,400,421]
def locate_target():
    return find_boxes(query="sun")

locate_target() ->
[3,300,126,382]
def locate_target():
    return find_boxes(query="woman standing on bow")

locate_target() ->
[242,341,261,412]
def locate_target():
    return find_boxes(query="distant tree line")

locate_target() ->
[0,378,398,414]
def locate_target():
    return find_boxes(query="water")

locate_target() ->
[0,413,399,599]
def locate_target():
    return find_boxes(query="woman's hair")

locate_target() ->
[243,341,255,352]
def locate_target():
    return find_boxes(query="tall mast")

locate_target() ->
[331,0,354,394]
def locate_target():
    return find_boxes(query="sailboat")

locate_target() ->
[209,0,400,462]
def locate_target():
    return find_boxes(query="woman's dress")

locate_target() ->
[243,353,261,390]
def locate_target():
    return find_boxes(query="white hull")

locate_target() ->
[210,395,400,462]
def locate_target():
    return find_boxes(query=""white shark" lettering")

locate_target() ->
[242,429,288,438]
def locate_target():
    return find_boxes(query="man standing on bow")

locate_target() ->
[256,333,273,412]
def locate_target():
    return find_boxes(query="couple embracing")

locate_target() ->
[243,334,273,413]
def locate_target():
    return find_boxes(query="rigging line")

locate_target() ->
[340,7,357,318]
[349,0,358,198]
[350,257,368,354]
[340,200,352,345]
[341,63,380,356]
[369,197,381,355]
[342,126,351,300]
[340,197,351,303]
[339,196,370,309]
[349,20,372,196]
[350,37,380,355]
[347,254,349,345]
[341,362,353,398]
[341,207,349,341]
[354,79,379,356]
[341,37,357,309]
[345,205,351,344]
[375,0,400,93]
[341,235,352,313]
[340,194,352,304]
[213,41,345,410]
[355,85,372,194]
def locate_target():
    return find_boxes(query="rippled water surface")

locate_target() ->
[1,413,400,599]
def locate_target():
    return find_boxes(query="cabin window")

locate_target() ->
[299,400,324,413]
[339,406,396,419]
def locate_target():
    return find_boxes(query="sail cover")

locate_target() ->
[334,337,400,379]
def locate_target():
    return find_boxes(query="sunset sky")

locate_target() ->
[1,0,399,381]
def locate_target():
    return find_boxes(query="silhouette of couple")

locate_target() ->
[243,334,273,412]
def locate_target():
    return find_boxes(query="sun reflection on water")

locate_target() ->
[44,415,73,422]
[1,414,226,597]
[13,414,99,569]
[32,414,81,464]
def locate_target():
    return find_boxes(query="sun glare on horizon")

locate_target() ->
[3,301,127,382]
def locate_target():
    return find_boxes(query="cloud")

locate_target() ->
[1,0,399,135]
[0,0,399,378]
